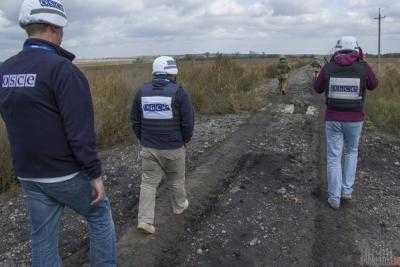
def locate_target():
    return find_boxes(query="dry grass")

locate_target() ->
[366,61,400,136]
[0,56,303,192]
[0,121,12,192]
[82,63,152,148]
[178,56,273,114]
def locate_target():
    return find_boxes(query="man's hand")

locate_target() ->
[91,177,105,205]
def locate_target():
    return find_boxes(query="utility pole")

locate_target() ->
[374,8,386,74]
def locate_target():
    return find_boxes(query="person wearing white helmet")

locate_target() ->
[131,56,195,234]
[0,0,117,265]
[314,36,378,210]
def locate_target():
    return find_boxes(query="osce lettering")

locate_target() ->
[39,0,65,12]
[167,60,176,66]
[328,77,361,100]
[143,103,171,112]
[330,85,359,93]
[141,96,173,120]
[2,74,37,88]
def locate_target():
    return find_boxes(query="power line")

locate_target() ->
[374,8,386,74]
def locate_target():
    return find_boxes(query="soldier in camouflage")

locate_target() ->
[276,56,291,95]
[311,57,322,80]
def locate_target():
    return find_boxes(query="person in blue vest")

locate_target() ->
[314,36,378,210]
[131,56,195,234]
[0,0,117,266]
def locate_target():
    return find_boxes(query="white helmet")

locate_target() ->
[152,56,179,75]
[335,36,359,52]
[19,0,67,28]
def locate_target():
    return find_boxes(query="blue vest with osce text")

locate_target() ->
[139,79,183,149]
[323,61,368,112]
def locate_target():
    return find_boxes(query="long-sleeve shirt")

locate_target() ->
[314,51,378,122]
[131,77,195,150]
[0,38,101,179]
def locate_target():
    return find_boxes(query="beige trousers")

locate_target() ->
[138,146,187,225]
[279,78,288,94]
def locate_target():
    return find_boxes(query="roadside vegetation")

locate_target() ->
[179,56,272,114]
[0,56,306,192]
[366,60,400,136]
[0,122,12,192]
[83,63,152,148]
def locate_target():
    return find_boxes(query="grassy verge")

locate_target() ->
[366,62,400,136]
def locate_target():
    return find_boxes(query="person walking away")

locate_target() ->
[131,56,195,234]
[0,1,117,266]
[277,55,291,95]
[314,36,378,210]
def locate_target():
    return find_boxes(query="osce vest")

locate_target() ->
[140,82,181,132]
[323,61,368,112]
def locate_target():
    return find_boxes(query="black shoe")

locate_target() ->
[341,193,352,202]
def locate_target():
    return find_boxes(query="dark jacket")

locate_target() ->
[131,76,194,150]
[314,51,378,122]
[0,39,101,179]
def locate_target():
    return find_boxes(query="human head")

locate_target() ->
[152,56,179,81]
[334,36,359,53]
[19,0,67,46]
[279,55,287,62]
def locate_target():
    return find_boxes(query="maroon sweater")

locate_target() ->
[314,51,378,122]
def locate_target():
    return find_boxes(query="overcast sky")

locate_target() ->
[0,0,399,60]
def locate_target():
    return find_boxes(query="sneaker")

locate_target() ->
[327,198,340,210]
[137,223,155,234]
[341,193,352,201]
[173,199,189,215]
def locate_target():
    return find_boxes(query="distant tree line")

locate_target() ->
[178,52,322,62]
[365,53,400,58]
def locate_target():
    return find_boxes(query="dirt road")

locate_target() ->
[67,66,400,267]
[2,66,400,266]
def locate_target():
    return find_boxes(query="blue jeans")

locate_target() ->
[325,121,363,202]
[20,173,117,267]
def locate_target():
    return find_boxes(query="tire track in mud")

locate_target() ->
[311,127,361,266]
[115,109,277,266]
[285,67,362,266]
[159,67,326,266]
